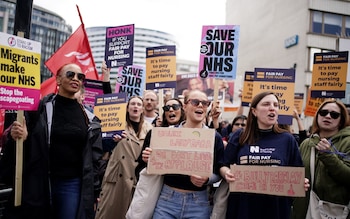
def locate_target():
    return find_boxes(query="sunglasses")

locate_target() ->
[234,123,246,127]
[162,104,181,111]
[318,109,341,119]
[65,71,86,82]
[186,99,211,107]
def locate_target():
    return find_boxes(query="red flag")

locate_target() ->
[41,24,98,97]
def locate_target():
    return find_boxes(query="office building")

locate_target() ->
[0,0,72,81]
[226,0,350,125]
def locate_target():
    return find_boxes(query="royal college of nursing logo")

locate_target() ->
[7,37,16,47]
[64,51,92,66]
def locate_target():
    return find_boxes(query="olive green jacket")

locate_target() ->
[292,126,350,219]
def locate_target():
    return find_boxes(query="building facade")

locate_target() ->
[85,26,180,89]
[226,0,350,126]
[0,0,72,81]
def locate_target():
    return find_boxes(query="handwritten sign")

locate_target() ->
[93,93,127,138]
[0,32,41,110]
[147,127,215,177]
[146,45,176,90]
[241,71,254,107]
[310,51,348,98]
[252,68,295,125]
[105,24,134,68]
[199,25,240,80]
[115,65,145,99]
[229,165,305,197]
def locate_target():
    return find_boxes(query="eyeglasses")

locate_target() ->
[65,71,86,82]
[318,109,341,119]
[186,99,211,107]
[234,123,246,127]
[162,104,181,111]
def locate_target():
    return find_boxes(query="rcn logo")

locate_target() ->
[64,51,92,66]
[250,146,260,153]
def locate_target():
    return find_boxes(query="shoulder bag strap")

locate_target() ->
[310,146,315,190]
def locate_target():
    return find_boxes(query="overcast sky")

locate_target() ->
[33,0,226,62]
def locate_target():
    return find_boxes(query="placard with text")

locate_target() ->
[115,65,145,99]
[294,93,304,115]
[0,32,41,110]
[83,79,104,110]
[146,45,176,90]
[199,25,240,80]
[252,68,295,125]
[241,71,254,107]
[147,127,215,177]
[93,93,127,138]
[310,51,348,98]
[229,165,305,197]
[105,24,134,68]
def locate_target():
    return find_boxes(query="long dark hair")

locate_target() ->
[161,98,185,127]
[239,91,286,145]
[126,96,145,138]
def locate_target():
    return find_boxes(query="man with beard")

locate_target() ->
[143,90,159,126]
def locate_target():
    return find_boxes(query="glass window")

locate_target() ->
[312,11,322,34]
[309,48,333,71]
[324,13,342,35]
[346,17,350,37]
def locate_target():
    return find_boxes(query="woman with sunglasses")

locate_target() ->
[95,96,153,219]
[218,91,309,219]
[135,98,186,177]
[141,90,224,219]
[292,99,350,219]
[0,63,103,219]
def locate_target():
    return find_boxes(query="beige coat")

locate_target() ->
[95,122,153,219]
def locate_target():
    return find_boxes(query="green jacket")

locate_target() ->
[292,126,350,219]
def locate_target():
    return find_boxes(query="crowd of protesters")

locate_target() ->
[0,65,349,219]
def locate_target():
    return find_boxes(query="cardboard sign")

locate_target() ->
[0,32,41,110]
[310,51,348,98]
[147,127,215,177]
[146,45,177,90]
[229,165,305,197]
[93,93,127,138]
[252,68,295,125]
[115,65,145,99]
[198,25,240,80]
[105,24,134,68]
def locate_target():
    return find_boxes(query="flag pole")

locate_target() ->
[76,5,99,79]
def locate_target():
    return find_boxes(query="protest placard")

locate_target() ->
[229,165,305,197]
[241,71,254,107]
[304,89,326,117]
[0,32,41,111]
[147,127,215,177]
[105,24,134,68]
[115,65,145,99]
[83,79,104,109]
[93,93,127,138]
[310,51,348,98]
[294,93,304,115]
[252,68,295,124]
[146,45,176,90]
[199,25,240,80]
